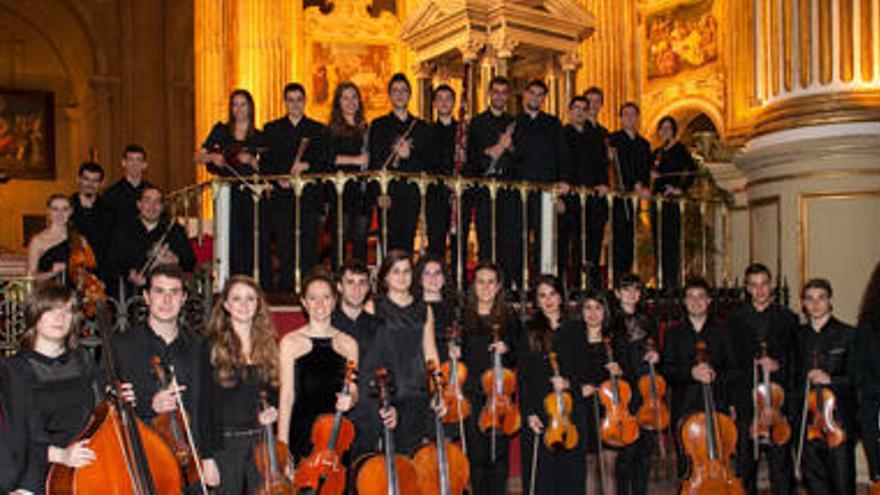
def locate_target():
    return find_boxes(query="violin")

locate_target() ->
[543,351,578,451]
[805,351,845,447]
[413,360,470,495]
[149,356,207,493]
[636,338,670,460]
[253,391,294,495]
[294,361,357,495]
[68,231,105,318]
[478,323,521,461]
[750,341,791,450]
[598,336,639,448]
[439,321,471,424]
[871,479,880,495]
[353,365,419,495]
[680,341,744,494]
[47,305,182,495]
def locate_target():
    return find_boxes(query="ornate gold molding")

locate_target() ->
[752,91,880,137]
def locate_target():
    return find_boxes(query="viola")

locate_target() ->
[68,231,105,318]
[47,305,182,495]
[294,361,357,495]
[750,341,791,450]
[478,323,521,461]
[353,365,419,495]
[680,341,744,494]
[805,351,845,448]
[439,321,471,425]
[149,356,207,492]
[543,351,578,451]
[598,336,639,448]
[413,360,470,495]
[253,391,294,495]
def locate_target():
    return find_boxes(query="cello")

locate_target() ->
[149,356,207,493]
[679,341,744,495]
[253,391,294,495]
[46,304,182,495]
[543,351,578,451]
[68,231,105,318]
[598,336,639,448]
[413,360,470,495]
[750,341,791,459]
[479,323,521,461]
[354,365,419,495]
[294,361,357,495]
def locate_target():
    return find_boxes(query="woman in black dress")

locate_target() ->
[855,261,880,487]
[326,82,371,262]
[206,275,281,494]
[650,115,696,289]
[3,283,102,494]
[278,273,359,463]
[414,254,456,362]
[372,249,442,454]
[454,260,521,495]
[519,275,585,495]
[195,89,263,277]
[26,194,78,281]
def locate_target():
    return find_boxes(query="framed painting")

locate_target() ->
[0,89,54,180]
[646,0,718,80]
[306,41,394,122]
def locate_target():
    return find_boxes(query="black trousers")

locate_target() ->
[801,439,855,495]
[651,199,682,289]
[616,430,654,495]
[386,180,420,253]
[735,421,793,495]
[228,186,256,277]
[260,185,322,292]
[859,398,880,480]
[558,195,607,291]
[520,428,586,495]
[612,197,636,276]
[497,189,524,290]
[464,412,510,495]
[214,433,262,495]
[426,183,451,259]
[460,186,492,266]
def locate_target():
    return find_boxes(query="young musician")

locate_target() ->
[2,283,108,494]
[855,261,880,487]
[559,91,610,290]
[513,80,569,286]
[260,83,328,292]
[464,76,514,270]
[110,264,220,490]
[368,73,430,253]
[277,273,359,462]
[727,263,797,495]
[27,194,76,281]
[206,275,281,494]
[414,254,455,362]
[426,84,457,260]
[607,103,652,276]
[104,186,196,298]
[661,277,736,480]
[373,249,442,453]
[795,278,856,494]
[612,274,658,495]
[103,144,153,223]
[326,83,371,262]
[651,116,696,288]
[0,356,16,493]
[455,261,521,494]
[70,162,114,272]
[195,89,263,277]
[569,289,622,495]
[330,260,398,461]
[519,275,585,495]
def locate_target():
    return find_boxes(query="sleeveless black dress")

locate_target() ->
[289,336,346,461]
[37,239,70,274]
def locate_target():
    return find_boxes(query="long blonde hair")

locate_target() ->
[206,276,279,388]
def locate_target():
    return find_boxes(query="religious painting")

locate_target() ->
[0,89,54,179]
[646,0,718,79]
[307,41,393,121]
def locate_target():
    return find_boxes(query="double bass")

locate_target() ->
[413,360,470,495]
[679,341,744,494]
[294,361,357,495]
[598,336,639,448]
[354,366,419,495]
[46,305,182,494]
[254,391,294,495]
[750,341,791,457]
[479,323,521,461]
[543,351,578,451]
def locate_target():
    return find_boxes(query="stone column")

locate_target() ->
[560,51,581,116]
[414,61,435,120]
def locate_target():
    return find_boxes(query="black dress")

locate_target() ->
[374,297,430,453]
[650,141,695,289]
[328,127,372,263]
[289,337,347,461]
[3,348,99,494]
[37,239,70,275]
[202,122,264,278]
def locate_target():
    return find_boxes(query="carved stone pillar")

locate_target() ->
[414,61,435,120]
[560,51,581,116]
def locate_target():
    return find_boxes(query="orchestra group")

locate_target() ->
[1,74,879,495]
